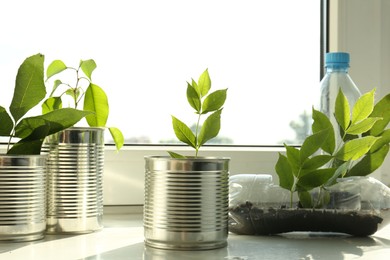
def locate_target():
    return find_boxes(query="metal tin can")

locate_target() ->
[144,156,230,250]
[0,155,47,241]
[43,127,104,234]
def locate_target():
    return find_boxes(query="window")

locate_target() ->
[2,1,389,205]
[0,0,321,146]
[1,0,329,206]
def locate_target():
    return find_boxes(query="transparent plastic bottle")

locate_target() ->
[319,52,361,138]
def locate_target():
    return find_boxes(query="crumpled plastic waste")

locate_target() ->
[229,174,390,236]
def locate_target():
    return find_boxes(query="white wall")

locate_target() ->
[103,146,282,205]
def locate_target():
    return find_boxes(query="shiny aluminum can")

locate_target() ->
[144,156,230,250]
[42,127,104,234]
[0,155,47,241]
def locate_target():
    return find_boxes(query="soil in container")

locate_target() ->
[229,201,388,237]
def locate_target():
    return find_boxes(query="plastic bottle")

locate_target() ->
[319,52,361,138]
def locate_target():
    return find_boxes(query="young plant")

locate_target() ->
[275,88,389,208]
[0,54,90,155]
[169,69,227,158]
[42,59,124,151]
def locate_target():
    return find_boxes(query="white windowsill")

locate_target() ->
[1,205,390,260]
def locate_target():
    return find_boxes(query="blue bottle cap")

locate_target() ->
[325,52,350,68]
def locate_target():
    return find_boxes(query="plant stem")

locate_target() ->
[73,67,81,109]
[6,129,15,153]
[290,178,298,208]
[195,113,202,157]
[6,135,12,153]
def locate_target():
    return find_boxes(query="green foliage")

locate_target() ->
[368,94,390,136]
[0,107,13,136]
[275,153,294,190]
[108,127,124,151]
[0,54,89,155]
[169,69,227,157]
[275,130,334,207]
[346,144,389,177]
[276,88,390,208]
[167,151,187,159]
[84,83,109,127]
[43,59,124,151]
[15,108,91,139]
[10,53,46,122]
[312,109,335,154]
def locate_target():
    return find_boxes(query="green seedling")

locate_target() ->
[276,89,389,208]
[43,59,124,151]
[0,54,90,154]
[169,69,227,158]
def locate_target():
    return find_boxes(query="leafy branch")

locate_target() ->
[42,59,124,151]
[0,54,90,154]
[275,89,389,208]
[169,69,227,158]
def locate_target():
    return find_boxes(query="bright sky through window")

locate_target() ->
[0,0,320,145]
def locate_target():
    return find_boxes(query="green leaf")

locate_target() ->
[198,109,222,146]
[186,83,201,113]
[171,116,196,148]
[42,97,62,114]
[109,127,124,151]
[49,80,63,97]
[8,119,51,155]
[197,69,211,97]
[202,89,227,114]
[341,132,359,142]
[14,118,48,139]
[335,136,380,161]
[301,155,333,173]
[324,161,350,186]
[14,108,91,138]
[370,129,390,152]
[80,59,96,80]
[368,94,390,136]
[65,88,78,100]
[346,117,382,135]
[190,79,200,96]
[284,145,300,176]
[312,108,335,154]
[300,129,330,162]
[275,153,294,191]
[298,191,313,208]
[351,88,375,124]
[41,109,92,133]
[8,138,46,155]
[65,88,74,100]
[346,144,389,177]
[167,151,187,158]
[84,84,109,127]
[0,106,14,136]
[46,60,67,80]
[335,89,350,131]
[10,53,46,123]
[297,168,336,191]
